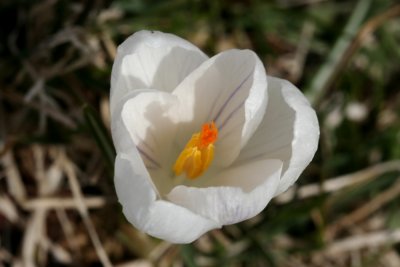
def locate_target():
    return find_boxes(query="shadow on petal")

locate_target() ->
[236,76,319,195]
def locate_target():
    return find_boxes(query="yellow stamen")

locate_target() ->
[173,122,218,179]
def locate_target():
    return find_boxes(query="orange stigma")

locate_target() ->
[199,122,218,148]
[173,122,218,179]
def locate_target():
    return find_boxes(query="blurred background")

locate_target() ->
[1,0,400,266]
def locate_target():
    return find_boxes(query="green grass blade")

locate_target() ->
[83,104,116,174]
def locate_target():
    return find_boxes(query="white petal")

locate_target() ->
[112,91,219,242]
[167,159,282,225]
[173,49,268,167]
[111,89,154,156]
[111,89,168,196]
[118,90,181,194]
[115,155,220,244]
[236,77,319,195]
[114,154,158,228]
[121,92,178,163]
[111,30,208,115]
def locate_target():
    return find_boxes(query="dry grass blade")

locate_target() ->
[308,0,372,104]
[310,3,400,104]
[32,145,47,195]
[24,78,44,102]
[381,250,400,267]
[325,228,400,255]
[2,0,399,266]
[342,4,400,75]
[325,178,400,240]
[55,208,80,258]
[60,152,113,267]
[115,260,153,267]
[276,21,315,83]
[100,31,117,60]
[2,151,27,202]
[22,208,47,267]
[276,160,400,203]
[0,195,19,223]
[147,242,173,263]
[2,91,77,129]
[40,238,72,265]
[100,97,111,130]
[22,197,106,210]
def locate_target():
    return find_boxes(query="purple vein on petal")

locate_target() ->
[131,124,156,153]
[218,100,245,131]
[213,71,252,124]
[218,117,245,140]
[140,138,155,153]
[137,146,161,168]
[145,165,158,170]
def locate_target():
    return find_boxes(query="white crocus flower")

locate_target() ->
[110,30,319,244]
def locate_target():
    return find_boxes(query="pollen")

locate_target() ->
[173,122,218,179]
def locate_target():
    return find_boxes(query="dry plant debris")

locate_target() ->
[1,0,400,266]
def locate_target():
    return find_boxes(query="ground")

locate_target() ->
[1,0,400,266]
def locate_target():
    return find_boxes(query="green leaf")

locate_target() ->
[180,244,198,267]
[83,104,116,175]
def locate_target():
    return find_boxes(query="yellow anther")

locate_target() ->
[173,122,218,179]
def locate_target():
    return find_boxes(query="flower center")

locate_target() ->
[173,122,218,179]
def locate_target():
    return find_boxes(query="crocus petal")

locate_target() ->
[112,90,220,243]
[167,159,282,225]
[118,90,183,194]
[236,76,319,195]
[112,89,154,156]
[111,30,208,115]
[115,154,220,244]
[121,91,178,166]
[173,49,268,167]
